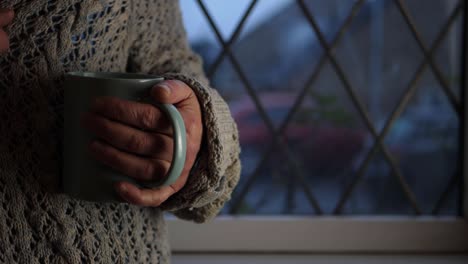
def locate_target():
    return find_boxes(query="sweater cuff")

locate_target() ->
[159,73,241,222]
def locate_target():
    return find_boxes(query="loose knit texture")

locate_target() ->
[0,0,241,263]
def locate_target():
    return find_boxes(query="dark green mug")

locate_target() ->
[63,72,187,203]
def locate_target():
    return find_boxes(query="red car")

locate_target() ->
[230,92,366,175]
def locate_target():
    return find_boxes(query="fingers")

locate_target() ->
[82,112,173,159]
[91,80,201,137]
[88,80,203,207]
[91,96,172,135]
[112,136,199,207]
[114,154,195,207]
[88,140,171,181]
[114,182,176,207]
[0,9,14,27]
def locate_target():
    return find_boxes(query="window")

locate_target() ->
[170,0,468,254]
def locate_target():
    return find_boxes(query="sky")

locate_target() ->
[179,0,291,42]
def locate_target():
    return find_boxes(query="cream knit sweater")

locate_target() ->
[0,0,240,263]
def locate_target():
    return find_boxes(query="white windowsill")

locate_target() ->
[168,216,468,253]
[172,254,468,264]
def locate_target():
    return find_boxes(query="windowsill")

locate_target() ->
[168,216,468,253]
[172,254,468,264]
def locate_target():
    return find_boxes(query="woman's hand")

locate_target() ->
[0,9,14,53]
[82,80,203,207]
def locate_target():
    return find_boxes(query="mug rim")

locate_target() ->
[66,72,164,82]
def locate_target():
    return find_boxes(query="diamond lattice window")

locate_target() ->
[180,0,464,216]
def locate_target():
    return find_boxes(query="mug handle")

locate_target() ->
[136,102,187,188]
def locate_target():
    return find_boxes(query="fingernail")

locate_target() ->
[119,184,128,194]
[154,83,171,96]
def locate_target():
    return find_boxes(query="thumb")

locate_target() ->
[151,80,194,105]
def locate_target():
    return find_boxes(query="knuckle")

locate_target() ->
[142,162,156,180]
[158,135,173,151]
[101,97,124,119]
[140,108,157,129]
[112,99,129,118]
[100,144,119,163]
[154,160,170,177]
[112,99,125,114]
[127,134,147,151]
[144,138,158,155]
[99,118,113,133]
[106,148,120,163]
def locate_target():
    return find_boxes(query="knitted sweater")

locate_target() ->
[0,0,241,263]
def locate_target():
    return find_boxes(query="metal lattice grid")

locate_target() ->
[187,0,464,215]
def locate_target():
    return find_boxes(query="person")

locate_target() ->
[0,1,240,263]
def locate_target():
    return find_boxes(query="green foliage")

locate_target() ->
[301,91,355,126]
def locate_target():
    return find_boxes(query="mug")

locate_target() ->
[62,72,186,203]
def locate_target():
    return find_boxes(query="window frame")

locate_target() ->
[169,0,468,254]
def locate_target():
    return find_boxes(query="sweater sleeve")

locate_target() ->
[127,0,241,223]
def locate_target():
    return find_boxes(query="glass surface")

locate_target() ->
[180,0,462,216]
